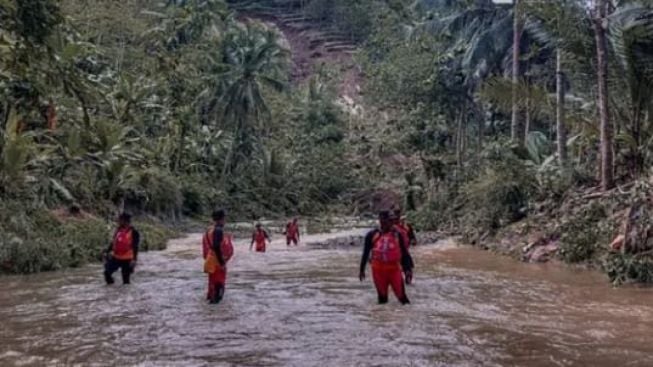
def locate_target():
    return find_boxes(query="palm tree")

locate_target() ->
[511,0,525,145]
[205,21,290,176]
[415,1,513,160]
[525,0,594,169]
[555,47,567,168]
[593,0,614,190]
[608,3,653,176]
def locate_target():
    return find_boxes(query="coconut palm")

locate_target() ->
[204,21,290,176]
[522,0,593,168]
[608,2,653,174]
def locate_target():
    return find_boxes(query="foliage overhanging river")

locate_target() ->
[1,229,653,367]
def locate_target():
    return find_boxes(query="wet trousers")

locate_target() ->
[207,265,227,303]
[371,262,409,305]
[104,258,132,285]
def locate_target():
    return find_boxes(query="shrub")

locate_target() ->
[60,218,111,267]
[411,189,458,231]
[180,179,216,217]
[603,253,653,285]
[123,167,183,216]
[0,199,176,274]
[460,144,534,238]
[558,202,612,264]
[0,202,110,273]
[135,221,178,251]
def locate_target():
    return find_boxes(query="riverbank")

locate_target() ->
[0,201,183,275]
[450,180,653,286]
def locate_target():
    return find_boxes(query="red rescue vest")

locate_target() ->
[113,227,135,261]
[254,229,267,244]
[394,224,410,249]
[202,227,234,262]
[371,231,402,264]
[286,222,299,239]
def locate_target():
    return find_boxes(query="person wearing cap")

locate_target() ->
[359,211,414,304]
[104,212,140,285]
[250,223,270,252]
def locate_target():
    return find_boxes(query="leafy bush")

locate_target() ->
[603,253,653,285]
[558,202,612,263]
[460,143,534,238]
[411,190,458,231]
[534,158,573,202]
[59,218,112,267]
[0,201,110,273]
[123,167,183,216]
[180,178,221,217]
[0,199,177,274]
[135,221,178,252]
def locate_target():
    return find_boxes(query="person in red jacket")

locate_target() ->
[104,213,140,285]
[392,208,417,284]
[359,211,414,305]
[285,218,300,246]
[250,223,270,252]
[202,209,234,304]
[393,208,417,248]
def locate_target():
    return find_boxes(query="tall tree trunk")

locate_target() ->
[511,0,524,145]
[455,106,465,183]
[556,48,568,168]
[174,121,186,174]
[524,91,531,146]
[461,108,467,158]
[477,107,484,160]
[456,112,463,170]
[594,0,614,190]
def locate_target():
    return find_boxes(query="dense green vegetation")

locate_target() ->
[357,0,653,284]
[0,0,361,273]
[3,0,653,284]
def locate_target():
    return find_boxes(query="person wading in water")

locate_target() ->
[104,213,140,285]
[359,211,414,304]
[393,208,417,248]
[202,209,234,304]
[285,218,300,246]
[392,207,417,284]
[250,223,270,252]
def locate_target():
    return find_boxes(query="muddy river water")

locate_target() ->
[1,229,653,366]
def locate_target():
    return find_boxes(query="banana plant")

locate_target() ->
[608,3,653,174]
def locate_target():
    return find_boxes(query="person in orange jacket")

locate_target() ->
[250,223,270,252]
[393,208,417,248]
[202,209,234,304]
[104,213,140,285]
[392,208,417,284]
[285,218,300,246]
[359,211,414,305]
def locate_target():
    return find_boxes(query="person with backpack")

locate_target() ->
[392,207,417,284]
[202,209,234,304]
[393,208,417,248]
[359,210,414,305]
[104,213,140,285]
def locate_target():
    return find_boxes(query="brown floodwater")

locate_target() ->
[1,231,653,367]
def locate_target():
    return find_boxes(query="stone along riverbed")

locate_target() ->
[1,229,653,366]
